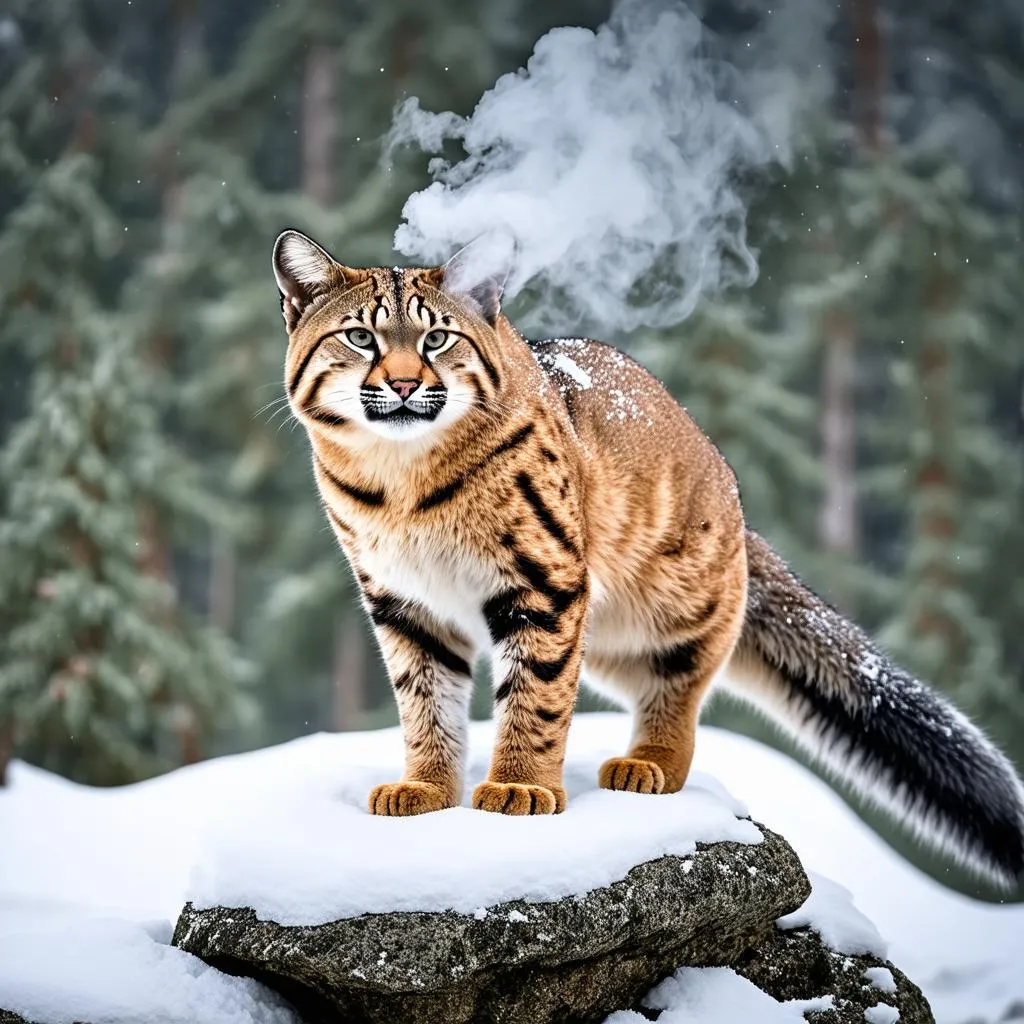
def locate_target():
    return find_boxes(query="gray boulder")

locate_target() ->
[172,823,933,1024]
[734,925,932,1023]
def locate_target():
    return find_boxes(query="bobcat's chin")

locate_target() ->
[357,399,466,442]
[360,418,443,442]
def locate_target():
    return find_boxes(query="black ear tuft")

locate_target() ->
[272,230,337,330]
[440,235,516,327]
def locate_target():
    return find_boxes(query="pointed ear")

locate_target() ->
[438,235,515,327]
[272,230,342,330]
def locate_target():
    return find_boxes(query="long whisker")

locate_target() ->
[254,395,290,419]
[255,395,288,414]
[262,405,296,429]
[274,413,300,437]
[310,389,359,408]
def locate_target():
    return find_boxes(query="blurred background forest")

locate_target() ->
[0,0,1022,886]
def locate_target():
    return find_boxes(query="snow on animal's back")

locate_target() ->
[530,336,664,435]
[528,336,723,464]
[527,336,739,529]
[527,335,745,644]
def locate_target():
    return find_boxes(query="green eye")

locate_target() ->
[345,328,375,348]
[424,330,450,351]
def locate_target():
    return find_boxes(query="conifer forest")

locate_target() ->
[1,0,1022,886]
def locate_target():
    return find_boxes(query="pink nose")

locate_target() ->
[388,378,419,400]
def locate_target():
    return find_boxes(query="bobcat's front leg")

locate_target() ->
[476,553,588,815]
[360,581,475,816]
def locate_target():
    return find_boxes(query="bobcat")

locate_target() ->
[274,229,1024,887]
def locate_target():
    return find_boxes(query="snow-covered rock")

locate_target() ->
[735,926,928,1023]
[174,826,813,1024]
[2,714,1018,1022]
[172,822,931,1024]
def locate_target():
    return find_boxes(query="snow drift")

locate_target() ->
[1,715,1022,1023]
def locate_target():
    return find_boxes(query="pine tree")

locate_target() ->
[852,153,1023,743]
[0,0,249,783]
[0,330,251,784]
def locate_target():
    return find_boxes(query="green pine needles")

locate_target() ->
[0,336,250,785]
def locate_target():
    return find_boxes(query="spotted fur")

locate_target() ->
[273,230,1024,887]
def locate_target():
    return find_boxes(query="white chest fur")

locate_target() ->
[355,527,502,652]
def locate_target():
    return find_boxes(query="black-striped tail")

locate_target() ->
[725,529,1024,889]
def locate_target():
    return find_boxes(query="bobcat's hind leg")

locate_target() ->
[589,628,737,795]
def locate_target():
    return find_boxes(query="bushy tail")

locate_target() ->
[725,529,1024,889]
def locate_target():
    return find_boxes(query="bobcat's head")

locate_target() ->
[273,231,509,444]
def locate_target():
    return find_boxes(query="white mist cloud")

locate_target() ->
[388,0,807,334]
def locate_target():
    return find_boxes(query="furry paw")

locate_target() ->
[598,757,666,794]
[368,781,452,816]
[472,781,565,815]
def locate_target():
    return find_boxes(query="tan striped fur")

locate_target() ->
[273,230,746,816]
[271,229,1024,890]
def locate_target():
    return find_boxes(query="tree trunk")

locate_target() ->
[391,15,419,92]
[850,0,884,153]
[301,41,365,729]
[175,704,202,767]
[0,722,12,787]
[819,307,859,557]
[331,612,366,732]
[303,45,337,206]
[817,0,886,566]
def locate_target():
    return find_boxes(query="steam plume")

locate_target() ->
[388,0,804,333]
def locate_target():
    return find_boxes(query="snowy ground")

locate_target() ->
[1,712,1022,1023]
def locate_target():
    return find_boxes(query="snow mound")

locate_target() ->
[2,712,1023,1024]
[186,740,759,925]
[778,871,887,957]
[605,966,835,1023]
[0,909,297,1024]
[864,1003,901,1024]
[864,967,898,994]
